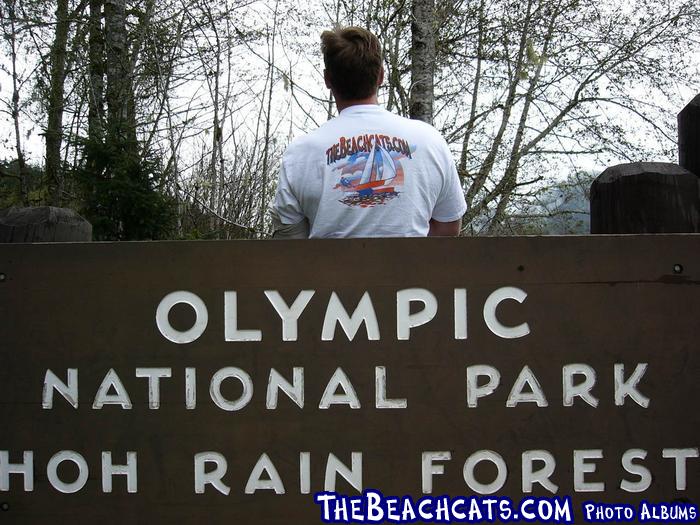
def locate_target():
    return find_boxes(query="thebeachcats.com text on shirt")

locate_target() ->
[313,490,698,523]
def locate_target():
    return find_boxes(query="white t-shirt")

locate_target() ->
[271,104,467,238]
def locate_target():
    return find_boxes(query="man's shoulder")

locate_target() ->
[282,108,448,160]
[381,111,449,145]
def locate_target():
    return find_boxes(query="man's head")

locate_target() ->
[321,27,383,102]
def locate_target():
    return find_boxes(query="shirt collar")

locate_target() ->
[339,104,384,116]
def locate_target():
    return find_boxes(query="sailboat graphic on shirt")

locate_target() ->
[353,142,397,195]
[336,142,404,207]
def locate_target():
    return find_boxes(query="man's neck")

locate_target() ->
[335,94,379,113]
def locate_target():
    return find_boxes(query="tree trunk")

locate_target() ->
[3,0,29,205]
[487,9,558,232]
[88,0,105,144]
[463,0,534,226]
[45,0,70,206]
[104,0,134,146]
[409,0,435,124]
[458,0,485,180]
[127,0,154,151]
[259,2,279,233]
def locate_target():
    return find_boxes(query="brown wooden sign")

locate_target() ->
[0,236,698,524]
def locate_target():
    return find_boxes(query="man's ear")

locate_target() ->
[377,66,384,87]
[324,69,332,90]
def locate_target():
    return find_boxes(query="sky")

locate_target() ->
[0,0,698,188]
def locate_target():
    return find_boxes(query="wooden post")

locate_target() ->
[678,94,699,176]
[589,162,700,234]
[0,206,92,242]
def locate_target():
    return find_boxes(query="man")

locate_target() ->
[270,26,466,238]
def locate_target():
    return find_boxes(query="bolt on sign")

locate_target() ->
[0,236,698,524]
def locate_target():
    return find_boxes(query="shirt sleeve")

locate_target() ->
[270,156,306,226]
[431,139,468,222]
[271,213,309,239]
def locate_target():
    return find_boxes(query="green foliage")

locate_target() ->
[0,159,46,208]
[75,138,176,241]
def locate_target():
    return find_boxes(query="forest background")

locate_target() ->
[0,0,698,240]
